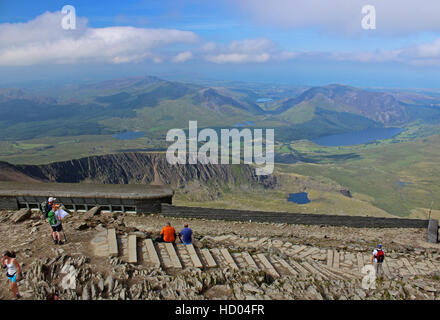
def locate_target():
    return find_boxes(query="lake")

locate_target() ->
[310,127,404,147]
[256,98,273,103]
[112,131,145,140]
[288,192,311,204]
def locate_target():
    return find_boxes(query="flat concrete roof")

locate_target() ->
[0,182,174,200]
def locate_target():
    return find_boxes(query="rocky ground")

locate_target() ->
[0,208,439,300]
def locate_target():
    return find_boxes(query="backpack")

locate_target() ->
[41,201,49,218]
[48,211,59,226]
[376,249,385,263]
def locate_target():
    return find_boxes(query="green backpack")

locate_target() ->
[48,211,59,226]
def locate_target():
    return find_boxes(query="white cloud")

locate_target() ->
[203,38,296,64]
[329,38,440,66]
[171,50,193,63]
[201,41,217,52]
[206,53,271,63]
[201,36,440,66]
[231,0,440,35]
[0,11,198,66]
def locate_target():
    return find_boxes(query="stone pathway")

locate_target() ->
[91,229,440,281]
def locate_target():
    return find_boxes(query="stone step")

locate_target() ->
[128,234,137,264]
[319,264,349,280]
[333,250,340,270]
[156,243,173,268]
[175,244,194,269]
[413,263,430,275]
[210,248,227,268]
[272,256,298,276]
[322,264,361,280]
[313,261,350,280]
[144,239,160,268]
[301,261,328,280]
[256,253,280,278]
[231,252,245,268]
[326,250,333,268]
[426,260,437,271]
[356,253,364,273]
[401,258,416,275]
[91,231,108,257]
[381,260,392,279]
[200,249,217,268]
[298,247,320,260]
[363,254,371,266]
[165,243,182,269]
[291,245,307,255]
[241,252,258,270]
[220,248,239,270]
[186,244,203,268]
[289,259,310,275]
[107,228,118,257]
[119,236,128,260]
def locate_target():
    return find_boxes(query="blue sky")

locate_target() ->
[1,0,440,88]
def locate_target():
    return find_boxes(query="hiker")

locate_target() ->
[42,197,56,218]
[47,292,60,300]
[42,197,56,234]
[48,204,65,245]
[371,243,385,278]
[178,224,193,245]
[1,251,22,299]
[155,222,176,243]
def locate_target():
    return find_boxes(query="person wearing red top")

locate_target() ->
[157,222,176,243]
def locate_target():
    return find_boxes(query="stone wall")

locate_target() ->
[0,196,18,210]
[161,204,432,229]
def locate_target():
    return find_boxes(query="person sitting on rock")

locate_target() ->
[156,222,176,243]
[178,224,193,245]
[48,204,64,245]
[1,251,22,299]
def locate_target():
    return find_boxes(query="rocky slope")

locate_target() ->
[0,153,277,189]
[0,209,439,300]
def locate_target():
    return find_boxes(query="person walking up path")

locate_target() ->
[1,251,22,299]
[371,244,385,278]
[48,204,65,245]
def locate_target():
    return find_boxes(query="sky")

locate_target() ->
[1,0,440,88]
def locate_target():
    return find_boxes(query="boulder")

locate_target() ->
[340,189,352,198]
[75,222,89,231]
[84,206,101,219]
[82,283,90,300]
[131,231,147,239]
[11,209,32,223]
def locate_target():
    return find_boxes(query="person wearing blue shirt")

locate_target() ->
[178,224,193,245]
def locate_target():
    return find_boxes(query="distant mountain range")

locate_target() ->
[1,76,440,142]
[273,84,408,124]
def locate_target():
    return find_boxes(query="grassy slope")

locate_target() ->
[279,134,440,217]
[173,173,395,218]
